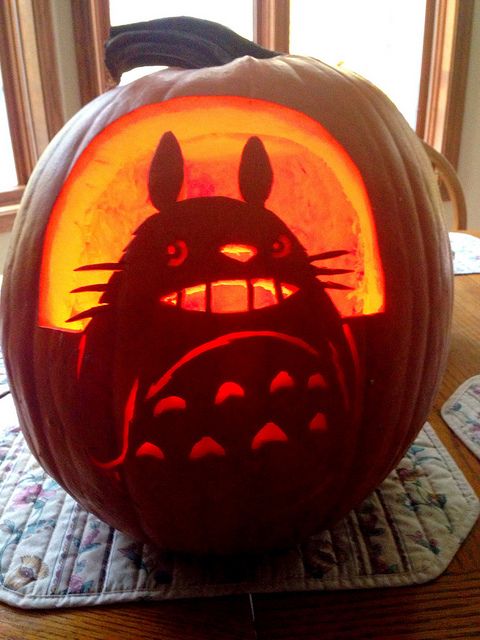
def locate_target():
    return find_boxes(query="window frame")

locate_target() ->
[0,0,63,224]
[416,0,474,167]
[254,0,290,53]
[75,0,473,167]
[0,0,474,233]
[71,0,111,105]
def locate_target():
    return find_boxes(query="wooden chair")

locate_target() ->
[422,141,467,230]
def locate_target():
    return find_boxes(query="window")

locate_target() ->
[289,1,427,129]
[0,0,474,235]
[0,0,64,227]
[76,0,472,159]
[106,1,426,128]
[0,64,17,192]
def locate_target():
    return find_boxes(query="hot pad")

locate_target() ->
[0,393,478,609]
[442,375,480,459]
[449,232,480,275]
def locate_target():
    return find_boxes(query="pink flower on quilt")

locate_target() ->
[67,574,94,594]
[4,555,49,590]
[13,483,57,505]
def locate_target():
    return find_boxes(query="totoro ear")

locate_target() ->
[148,131,184,210]
[239,136,273,206]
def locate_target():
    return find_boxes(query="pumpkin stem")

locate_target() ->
[105,16,279,83]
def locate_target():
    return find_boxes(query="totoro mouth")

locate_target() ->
[159,278,299,313]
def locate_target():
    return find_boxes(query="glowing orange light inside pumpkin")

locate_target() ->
[189,436,226,459]
[309,412,327,431]
[159,292,178,307]
[136,442,166,460]
[146,331,320,401]
[91,331,321,470]
[215,381,245,405]
[154,395,186,416]
[252,422,288,449]
[181,284,207,312]
[220,244,257,262]
[281,284,299,299]
[39,96,385,332]
[307,373,327,389]
[93,377,139,470]
[76,333,87,379]
[252,279,276,309]
[159,279,298,313]
[210,280,247,313]
[166,239,188,266]
[270,371,295,393]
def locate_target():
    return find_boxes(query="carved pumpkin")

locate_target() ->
[1,18,452,553]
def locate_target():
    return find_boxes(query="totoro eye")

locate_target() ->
[271,234,292,258]
[166,240,188,266]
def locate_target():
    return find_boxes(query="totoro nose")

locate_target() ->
[220,244,257,263]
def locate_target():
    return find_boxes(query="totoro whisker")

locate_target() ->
[308,249,350,262]
[317,280,353,291]
[75,262,124,272]
[312,267,354,276]
[71,284,109,293]
[67,305,111,323]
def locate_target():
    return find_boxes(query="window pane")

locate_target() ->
[290,0,426,129]
[0,61,18,190]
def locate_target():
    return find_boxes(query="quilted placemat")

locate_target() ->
[442,375,480,459]
[0,349,9,399]
[0,393,478,610]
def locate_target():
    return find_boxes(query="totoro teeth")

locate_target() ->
[159,279,299,313]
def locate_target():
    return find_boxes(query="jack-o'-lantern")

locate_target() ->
[1,17,452,553]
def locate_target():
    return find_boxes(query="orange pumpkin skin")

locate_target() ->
[1,21,452,553]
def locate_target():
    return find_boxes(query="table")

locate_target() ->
[0,253,479,639]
